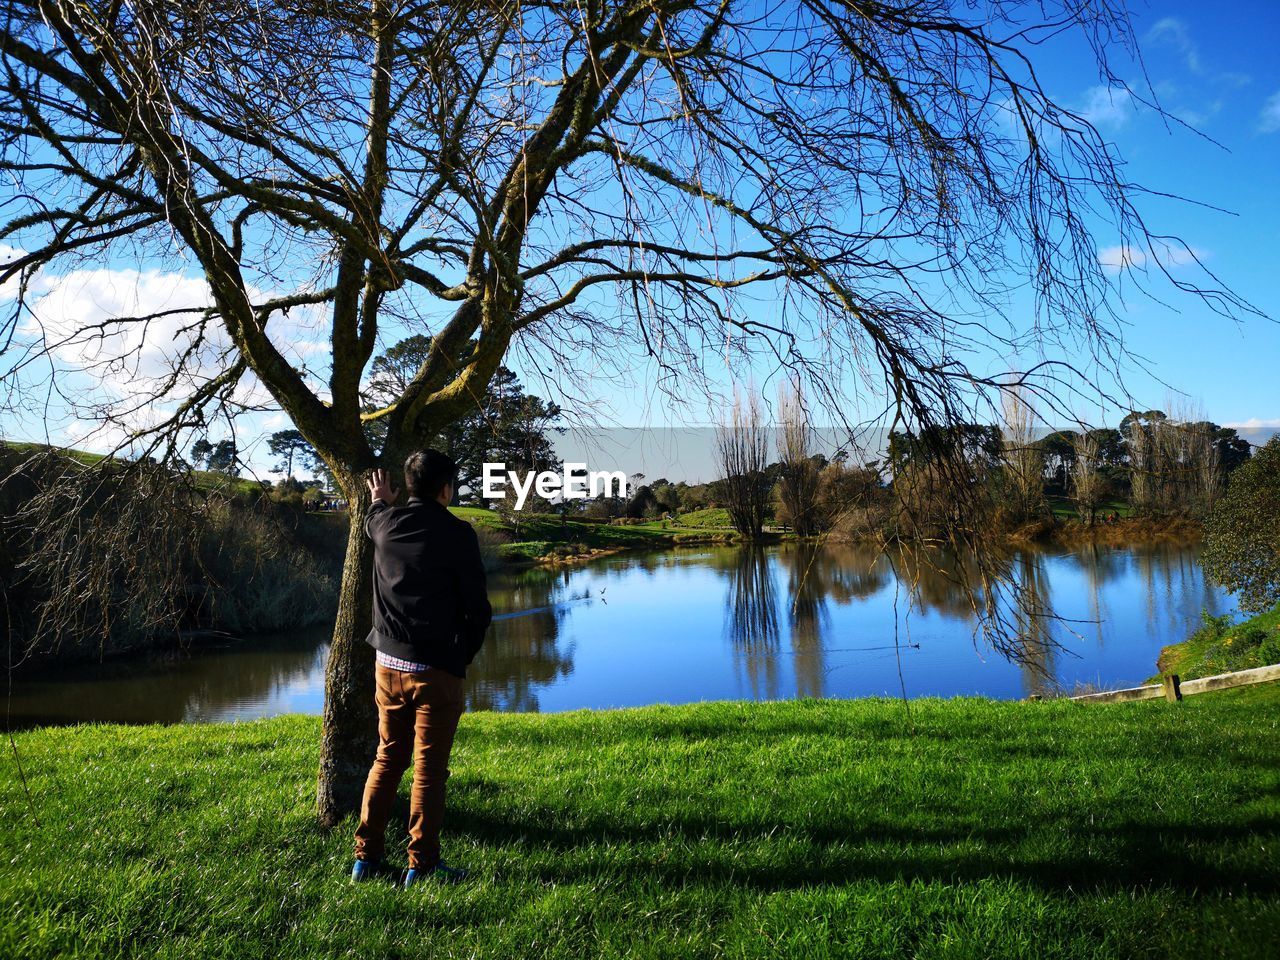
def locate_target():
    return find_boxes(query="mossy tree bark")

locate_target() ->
[315,478,378,828]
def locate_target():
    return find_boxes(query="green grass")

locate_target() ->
[1047,497,1132,521]
[672,507,734,529]
[1157,606,1280,681]
[450,507,681,563]
[2,439,270,499]
[449,505,509,527]
[1,440,107,468]
[3,695,1277,959]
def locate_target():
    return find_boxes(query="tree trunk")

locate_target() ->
[316,483,378,827]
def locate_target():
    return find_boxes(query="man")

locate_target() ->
[351,449,492,886]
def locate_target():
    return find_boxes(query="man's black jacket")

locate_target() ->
[364,496,492,677]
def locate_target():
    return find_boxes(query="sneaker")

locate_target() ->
[351,858,396,883]
[403,861,468,886]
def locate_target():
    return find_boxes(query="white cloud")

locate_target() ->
[0,243,43,302]
[1078,85,1135,130]
[1146,18,1203,74]
[1259,91,1280,133]
[21,267,220,386]
[1098,240,1207,274]
[15,266,332,440]
[1098,245,1145,271]
[1223,418,1280,430]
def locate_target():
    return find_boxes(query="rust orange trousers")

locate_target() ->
[353,661,465,870]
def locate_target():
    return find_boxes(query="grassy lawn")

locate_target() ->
[1,440,268,499]
[671,507,734,529]
[450,507,702,563]
[3,693,1277,959]
[1047,497,1132,521]
[1157,606,1280,681]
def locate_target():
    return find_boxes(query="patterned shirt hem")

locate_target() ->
[376,650,433,673]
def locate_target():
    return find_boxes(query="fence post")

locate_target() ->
[1162,674,1182,703]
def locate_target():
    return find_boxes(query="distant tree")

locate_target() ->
[584,493,625,520]
[776,383,822,535]
[815,461,882,531]
[650,480,681,516]
[1000,389,1045,519]
[1202,438,1280,614]
[190,438,214,470]
[1070,430,1106,523]
[678,483,710,513]
[1214,427,1252,475]
[1120,411,1166,512]
[625,484,659,519]
[716,393,771,539]
[207,440,238,477]
[1090,428,1126,468]
[890,424,1002,475]
[273,476,307,499]
[490,459,552,536]
[1037,430,1079,495]
[1122,405,1221,517]
[363,337,561,501]
[267,430,314,481]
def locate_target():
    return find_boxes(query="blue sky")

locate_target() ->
[2,1,1278,476]
[561,1,1280,442]
[1010,0,1280,429]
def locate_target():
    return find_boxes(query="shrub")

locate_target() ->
[1202,437,1280,614]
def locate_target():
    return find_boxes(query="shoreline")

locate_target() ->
[497,515,1204,569]
[11,518,1208,671]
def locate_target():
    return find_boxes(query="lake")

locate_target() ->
[4,541,1230,726]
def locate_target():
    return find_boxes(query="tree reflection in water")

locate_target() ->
[1010,550,1057,697]
[724,546,781,699]
[5,538,1225,725]
[466,566,576,712]
[3,631,332,727]
[782,544,829,698]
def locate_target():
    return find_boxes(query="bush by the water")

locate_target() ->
[1202,437,1280,614]
[1,443,341,664]
[1158,606,1280,681]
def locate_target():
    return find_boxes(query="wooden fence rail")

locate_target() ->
[1067,662,1280,705]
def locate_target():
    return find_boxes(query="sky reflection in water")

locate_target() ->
[5,542,1228,725]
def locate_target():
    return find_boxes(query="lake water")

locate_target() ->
[4,542,1231,726]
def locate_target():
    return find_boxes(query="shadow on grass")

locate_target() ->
[435,801,1280,896]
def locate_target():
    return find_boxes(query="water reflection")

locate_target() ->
[1011,551,1057,698]
[724,547,781,699]
[467,566,576,712]
[4,632,330,725]
[4,540,1232,726]
[783,544,830,698]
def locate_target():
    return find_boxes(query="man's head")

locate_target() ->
[403,449,457,505]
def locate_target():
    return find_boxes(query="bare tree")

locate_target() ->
[1124,403,1220,517]
[1070,429,1104,524]
[1125,416,1156,514]
[1001,388,1045,520]
[1191,424,1222,516]
[1,0,1259,822]
[776,382,820,536]
[1167,399,1221,517]
[715,391,771,539]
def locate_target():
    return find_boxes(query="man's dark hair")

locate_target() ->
[403,449,457,501]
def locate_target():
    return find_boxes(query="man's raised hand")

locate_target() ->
[366,468,400,505]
